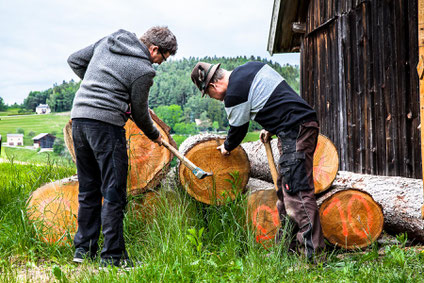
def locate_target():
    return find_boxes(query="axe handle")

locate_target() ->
[264,140,279,191]
[162,140,197,172]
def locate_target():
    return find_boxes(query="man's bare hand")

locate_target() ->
[152,135,163,145]
[217,144,230,156]
[260,130,272,143]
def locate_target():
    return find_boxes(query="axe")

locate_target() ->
[162,140,213,179]
[263,139,279,191]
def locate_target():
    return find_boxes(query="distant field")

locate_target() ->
[0,113,70,146]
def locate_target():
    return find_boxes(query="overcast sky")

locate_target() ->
[0,0,300,105]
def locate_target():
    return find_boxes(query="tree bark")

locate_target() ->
[178,134,250,205]
[241,134,339,194]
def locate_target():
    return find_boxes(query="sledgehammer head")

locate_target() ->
[192,167,213,179]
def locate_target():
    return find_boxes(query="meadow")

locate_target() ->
[0,160,424,282]
[0,113,70,146]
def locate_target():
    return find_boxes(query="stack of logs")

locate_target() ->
[27,114,424,249]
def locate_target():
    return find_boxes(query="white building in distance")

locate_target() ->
[7,134,24,146]
[35,104,51,114]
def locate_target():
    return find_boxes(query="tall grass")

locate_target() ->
[1,161,424,282]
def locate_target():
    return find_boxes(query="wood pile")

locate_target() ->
[28,129,424,249]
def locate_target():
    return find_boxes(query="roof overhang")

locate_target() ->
[267,0,310,55]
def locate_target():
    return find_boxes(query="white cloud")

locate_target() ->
[0,0,299,104]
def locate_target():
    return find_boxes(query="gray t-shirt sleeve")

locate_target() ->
[130,74,160,141]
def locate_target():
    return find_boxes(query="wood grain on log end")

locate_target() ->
[247,179,280,247]
[319,189,384,249]
[125,118,174,195]
[26,176,79,245]
[178,135,250,205]
[63,120,76,163]
[313,134,339,194]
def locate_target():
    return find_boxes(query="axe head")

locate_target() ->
[192,167,213,179]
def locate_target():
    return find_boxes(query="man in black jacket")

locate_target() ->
[68,26,177,268]
[191,61,325,262]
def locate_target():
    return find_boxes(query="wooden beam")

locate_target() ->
[417,0,424,219]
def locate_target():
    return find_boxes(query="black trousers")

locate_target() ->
[72,118,128,260]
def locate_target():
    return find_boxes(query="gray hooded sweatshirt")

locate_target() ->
[68,29,159,140]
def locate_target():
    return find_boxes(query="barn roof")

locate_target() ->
[32,133,55,140]
[267,0,309,54]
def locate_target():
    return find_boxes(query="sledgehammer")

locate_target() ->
[162,140,213,179]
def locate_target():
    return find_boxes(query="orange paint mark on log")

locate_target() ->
[323,197,349,237]
[347,195,373,239]
[252,204,280,244]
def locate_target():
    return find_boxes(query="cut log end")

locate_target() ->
[178,136,250,205]
[26,176,79,245]
[247,183,280,247]
[319,189,384,249]
[313,134,339,194]
[125,118,175,194]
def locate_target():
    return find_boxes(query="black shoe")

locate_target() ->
[100,258,136,271]
[73,247,95,263]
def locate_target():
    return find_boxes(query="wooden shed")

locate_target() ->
[268,0,422,179]
[33,133,56,149]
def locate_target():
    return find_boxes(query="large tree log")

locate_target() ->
[27,176,178,245]
[318,189,384,249]
[178,134,250,205]
[241,134,339,194]
[246,177,384,249]
[326,171,424,243]
[26,176,79,245]
[63,111,176,194]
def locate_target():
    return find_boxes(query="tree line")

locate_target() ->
[1,56,300,133]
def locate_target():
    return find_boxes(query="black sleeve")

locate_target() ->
[130,74,160,141]
[224,122,249,152]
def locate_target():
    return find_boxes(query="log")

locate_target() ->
[241,134,339,194]
[27,176,178,245]
[246,178,280,247]
[327,171,424,243]
[26,176,79,245]
[63,111,176,194]
[178,134,250,205]
[318,189,384,249]
[125,113,176,195]
[246,177,384,249]
[63,121,76,163]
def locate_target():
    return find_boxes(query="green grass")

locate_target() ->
[1,161,424,282]
[3,147,75,167]
[0,113,70,145]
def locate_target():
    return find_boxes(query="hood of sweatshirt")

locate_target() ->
[107,29,151,61]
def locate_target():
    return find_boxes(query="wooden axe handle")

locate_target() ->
[264,140,279,191]
[162,140,197,172]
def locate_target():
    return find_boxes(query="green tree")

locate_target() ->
[153,104,183,130]
[0,97,6,111]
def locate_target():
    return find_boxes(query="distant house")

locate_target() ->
[32,133,56,149]
[7,134,24,146]
[35,104,51,114]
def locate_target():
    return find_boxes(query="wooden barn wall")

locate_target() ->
[300,0,421,178]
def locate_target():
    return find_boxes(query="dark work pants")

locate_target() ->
[276,121,325,260]
[72,118,128,260]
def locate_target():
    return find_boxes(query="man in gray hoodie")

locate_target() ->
[68,26,177,268]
